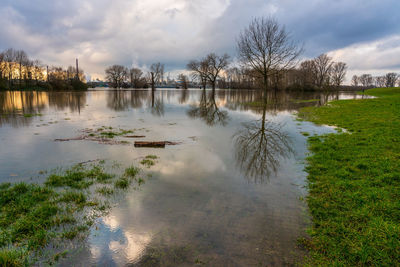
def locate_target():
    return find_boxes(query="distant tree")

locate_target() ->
[129,68,144,88]
[148,63,164,90]
[351,75,359,86]
[0,52,5,79]
[187,53,229,91]
[375,76,386,88]
[177,73,188,89]
[187,59,209,89]
[105,65,128,88]
[299,60,317,88]
[204,53,230,91]
[237,17,302,94]
[3,48,15,84]
[32,60,44,81]
[330,62,347,87]
[313,54,334,88]
[385,72,398,87]
[15,50,28,83]
[359,74,373,87]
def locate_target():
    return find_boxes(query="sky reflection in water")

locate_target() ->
[0,89,369,266]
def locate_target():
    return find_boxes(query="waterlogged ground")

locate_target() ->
[0,89,370,266]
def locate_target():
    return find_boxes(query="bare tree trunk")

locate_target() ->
[151,72,155,91]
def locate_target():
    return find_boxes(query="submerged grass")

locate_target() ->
[0,162,144,266]
[298,87,400,266]
[140,155,158,168]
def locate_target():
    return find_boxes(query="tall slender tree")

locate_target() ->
[237,17,302,95]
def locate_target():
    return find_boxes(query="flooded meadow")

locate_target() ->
[0,89,369,266]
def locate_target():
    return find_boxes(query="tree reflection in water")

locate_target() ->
[148,90,164,116]
[187,89,228,126]
[233,97,293,183]
[106,90,129,111]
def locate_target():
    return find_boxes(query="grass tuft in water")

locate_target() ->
[114,177,130,189]
[140,155,158,168]
[0,161,146,265]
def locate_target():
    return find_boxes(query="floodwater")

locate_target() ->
[0,89,370,266]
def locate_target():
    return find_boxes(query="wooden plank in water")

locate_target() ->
[134,141,166,148]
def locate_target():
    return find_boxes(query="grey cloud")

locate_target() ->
[0,0,399,79]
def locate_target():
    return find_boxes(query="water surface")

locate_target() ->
[0,89,369,266]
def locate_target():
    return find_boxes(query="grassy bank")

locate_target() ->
[0,162,143,266]
[298,88,400,266]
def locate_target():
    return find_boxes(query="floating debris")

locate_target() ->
[124,135,146,138]
[134,141,181,148]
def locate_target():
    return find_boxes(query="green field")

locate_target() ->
[298,88,400,266]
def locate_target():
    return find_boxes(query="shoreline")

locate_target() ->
[298,87,400,265]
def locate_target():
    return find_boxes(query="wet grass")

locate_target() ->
[0,162,144,266]
[22,113,42,118]
[140,155,158,168]
[95,127,134,138]
[298,87,400,266]
[301,131,310,137]
[292,99,319,103]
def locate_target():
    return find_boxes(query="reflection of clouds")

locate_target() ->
[102,215,120,231]
[90,246,102,261]
[109,230,152,264]
[153,149,226,177]
[88,215,153,266]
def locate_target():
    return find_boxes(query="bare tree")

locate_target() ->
[313,54,334,88]
[4,48,16,84]
[129,68,144,88]
[237,17,302,95]
[375,76,386,88]
[299,60,317,88]
[148,62,164,90]
[0,52,5,79]
[385,72,398,87]
[15,50,29,84]
[105,65,128,88]
[204,53,230,91]
[359,74,373,87]
[187,59,209,89]
[187,53,229,91]
[330,62,347,88]
[177,73,188,89]
[351,75,359,86]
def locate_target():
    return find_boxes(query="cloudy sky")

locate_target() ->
[1,0,399,82]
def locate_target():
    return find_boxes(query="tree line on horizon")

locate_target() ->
[351,72,399,88]
[0,48,87,91]
[2,17,399,92]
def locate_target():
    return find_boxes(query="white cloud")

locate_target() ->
[328,35,400,80]
[1,0,399,80]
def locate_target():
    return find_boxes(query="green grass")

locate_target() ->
[114,177,130,189]
[140,155,158,168]
[124,166,140,177]
[292,99,319,103]
[0,248,28,267]
[298,87,400,266]
[94,127,134,139]
[140,159,155,167]
[96,187,114,196]
[0,162,144,265]
[22,113,42,118]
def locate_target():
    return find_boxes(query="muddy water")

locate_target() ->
[0,89,369,266]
